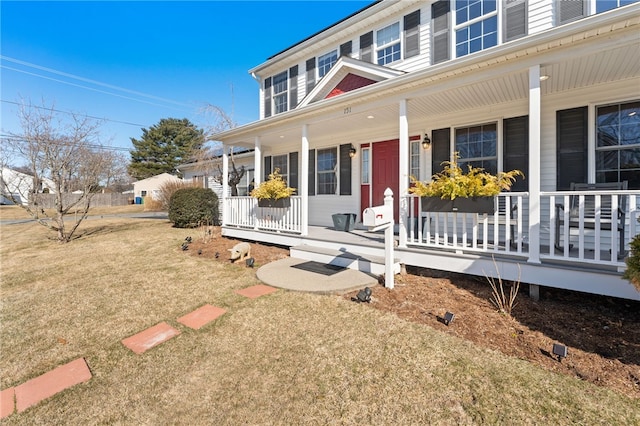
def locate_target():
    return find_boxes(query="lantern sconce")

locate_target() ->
[422,133,432,150]
[349,144,357,158]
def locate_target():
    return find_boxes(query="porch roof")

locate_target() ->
[215,5,640,149]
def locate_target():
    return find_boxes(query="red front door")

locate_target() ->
[371,139,399,220]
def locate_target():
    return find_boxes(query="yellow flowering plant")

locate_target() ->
[250,168,296,200]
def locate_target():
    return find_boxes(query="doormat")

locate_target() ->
[290,261,346,276]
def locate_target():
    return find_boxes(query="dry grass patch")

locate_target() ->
[1,215,639,424]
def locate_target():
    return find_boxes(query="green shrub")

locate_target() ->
[169,187,219,228]
[623,234,640,292]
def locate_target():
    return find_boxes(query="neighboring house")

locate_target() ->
[212,1,640,300]
[132,173,181,201]
[0,167,55,205]
[178,148,255,197]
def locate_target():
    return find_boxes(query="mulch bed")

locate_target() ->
[184,228,640,398]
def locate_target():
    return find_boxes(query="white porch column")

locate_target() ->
[528,65,542,264]
[301,124,309,236]
[398,99,409,248]
[254,136,261,186]
[222,145,229,226]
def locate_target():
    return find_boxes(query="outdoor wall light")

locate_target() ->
[422,133,432,150]
[349,144,357,158]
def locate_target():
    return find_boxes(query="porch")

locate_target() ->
[222,190,640,301]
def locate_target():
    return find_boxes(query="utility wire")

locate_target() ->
[1,55,192,109]
[1,65,194,114]
[0,134,131,152]
[1,99,146,127]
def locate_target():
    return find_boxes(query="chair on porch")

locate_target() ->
[555,181,628,256]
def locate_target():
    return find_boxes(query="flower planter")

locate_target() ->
[257,198,291,208]
[421,196,496,214]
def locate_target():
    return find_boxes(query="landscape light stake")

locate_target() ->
[443,311,455,325]
[553,343,568,362]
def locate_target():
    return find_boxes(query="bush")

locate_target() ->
[169,187,219,228]
[623,234,640,292]
[158,180,199,211]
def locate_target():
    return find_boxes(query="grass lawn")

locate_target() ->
[1,213,638,424]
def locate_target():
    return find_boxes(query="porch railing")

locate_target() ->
[224,196,303,234]
[541,190,639,267]
[404,191,640,268]
[404,193,530,256]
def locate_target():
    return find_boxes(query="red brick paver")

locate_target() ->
[15,358,91,413]
[122,322,180,354]
[235,284,278,299]
[177,305,226,330]
[0,388,15,419]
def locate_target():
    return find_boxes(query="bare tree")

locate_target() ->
[1,100,117,243]
[189,103,246,194]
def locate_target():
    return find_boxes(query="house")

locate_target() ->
[132,173,181,203]
[178,148,255,197]
[211,0,640,301]
[0,167,56,205]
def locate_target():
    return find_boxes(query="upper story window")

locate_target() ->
[455,0,498,57]
[376,22,401,65]
[596,0,637,12]
[318,50,338,78]
[272,71,288,115]
[455,122,498,174]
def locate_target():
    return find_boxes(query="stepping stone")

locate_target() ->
[122,322,180,355]
[0,388,15,419]
[235,284,278,299]
[177,305,226,330]
[14,358,91,413]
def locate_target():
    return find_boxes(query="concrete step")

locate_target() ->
[290,244,400,276]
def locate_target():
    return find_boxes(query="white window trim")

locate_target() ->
[451,1,502,59]
[375,21,402,65]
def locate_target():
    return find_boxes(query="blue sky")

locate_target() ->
[1,1,372,157]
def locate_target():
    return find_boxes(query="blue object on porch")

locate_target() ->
[332,213,356,232]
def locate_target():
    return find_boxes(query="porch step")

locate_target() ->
[290,245,400,276]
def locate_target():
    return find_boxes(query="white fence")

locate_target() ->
[225,196,303,234]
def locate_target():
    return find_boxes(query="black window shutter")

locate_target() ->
[306,57,316,94]
[556,106,588,190]
[404,10,421,58]
[360,31,373,63]
[289,65,298,109]
[432,1,450,64]
[340,41,352,57]
[289,152,299,191]
[431,128,450,175]
[264,77,272,118]
[264,156,272,182]
[339,144,352,195]
[308,149,316,196]
[558,0,586,25]
[503,116,529,192]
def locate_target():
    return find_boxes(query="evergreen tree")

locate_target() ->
[128,118,204,180]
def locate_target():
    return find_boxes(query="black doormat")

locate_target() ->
[290,261,346,276]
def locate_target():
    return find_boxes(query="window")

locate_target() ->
[455,0,498,57]
[596,101,640,189]
[361,147,370,184]
[318,50,337,78]
[317,148,337,194]
[272,154,289,183]
[376,22,401,65]
[410,141,421,180]
[273,71,288,115]
[596,0,637,14]
[455,123,498,174]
